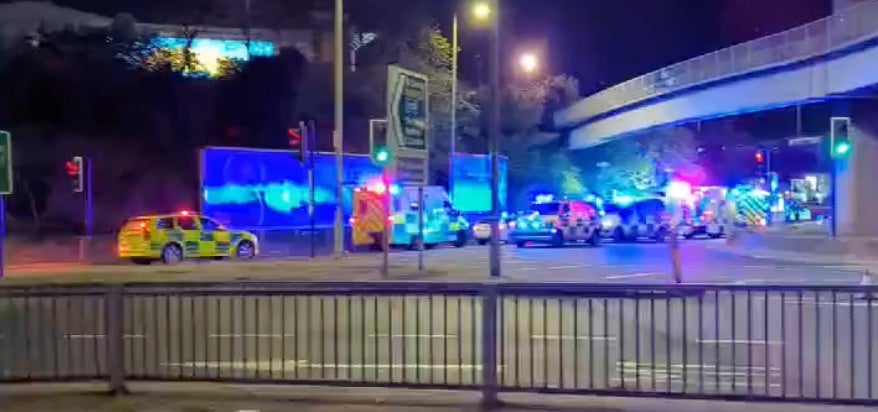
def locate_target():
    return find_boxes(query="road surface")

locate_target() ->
[4,239,871,285]
[1,282,876,402]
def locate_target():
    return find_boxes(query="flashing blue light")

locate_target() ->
[535,194,554,203]
[615,194,635,206]
[389,184,401,195]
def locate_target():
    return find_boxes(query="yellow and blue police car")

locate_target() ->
[117,211,258,265]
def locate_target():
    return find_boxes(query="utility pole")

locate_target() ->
[450,13,458,200]
[333,0,345,258]
[488,0,502,278]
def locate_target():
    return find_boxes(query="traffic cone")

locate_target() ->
[856,269,875,300]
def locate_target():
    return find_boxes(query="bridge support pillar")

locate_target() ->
[834,102,878,238]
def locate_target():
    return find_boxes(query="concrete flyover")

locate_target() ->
[554,0,878,149]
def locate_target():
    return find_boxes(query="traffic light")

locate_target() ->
[830,116,851,158]
[755,150,764,164]
[369,119,392,167]
[66,156,83,193]
[288,124,308,164]
[371,146,393,166]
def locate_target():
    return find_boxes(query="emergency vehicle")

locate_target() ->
[679,187,731,239]
[509,197,601,247]
[117,211,259,265]
[602,197,671,242]
[351,182,469,250]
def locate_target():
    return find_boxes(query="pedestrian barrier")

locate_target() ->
[0,282,876,406]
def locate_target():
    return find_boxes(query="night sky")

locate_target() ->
[19,0,834,95]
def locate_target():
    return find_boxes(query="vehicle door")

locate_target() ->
[175,215,203,258]
[200,217,229,257]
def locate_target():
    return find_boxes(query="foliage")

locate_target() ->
[0,22,306,234]
[581,126,701,197]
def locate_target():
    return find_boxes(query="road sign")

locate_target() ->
[386,65,429,185]
[0,131,12,195]
[393,155,429,186]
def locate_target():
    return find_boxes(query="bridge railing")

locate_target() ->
[557,0,878,127]
[0,282,876,405]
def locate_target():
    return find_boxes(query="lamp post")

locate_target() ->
[333,0,344,258]
[488,0,501,278]
[450,1,493,204]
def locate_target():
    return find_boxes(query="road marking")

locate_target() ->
[605,272,664,280]
[368,334,458,339]
[530,334,616,341]
[208,334,296,339]
[617,361,781,372]
[546,265,581,270]
[63,334,146,339]
[163,361,497,371]
[696,339,783,346]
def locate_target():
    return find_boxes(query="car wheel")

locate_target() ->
[478,239,488,245]
[708,233,722,239]
[613,227,626,242]
[235,240,256,260]
[370,233,386,251]
[587,231,601,246]
[161,244,183,265]
[131,258,152,265]
[551,231,565,247]
[516,241,527,248]
[684,233,695,240]
[452,230,468,248]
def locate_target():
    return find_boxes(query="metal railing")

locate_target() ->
[1,282,877,405]
[557,0,878,126]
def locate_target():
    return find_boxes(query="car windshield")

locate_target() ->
[528,202,561,215]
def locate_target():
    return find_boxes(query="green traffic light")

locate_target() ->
[834,141,851,156]
[372,147,392,165]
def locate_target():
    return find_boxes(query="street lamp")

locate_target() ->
[518,52,538,73]
[472,2,492,20]
[451,1,494,200]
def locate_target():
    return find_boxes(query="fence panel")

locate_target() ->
[0,282,876,405]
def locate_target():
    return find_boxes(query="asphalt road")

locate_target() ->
[2,286,877,402]
[6,238,872,285]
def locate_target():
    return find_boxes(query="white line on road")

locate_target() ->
[617,361,781,372]
[368,334,458,339]
[162,361,498,371]
[530,335,616,341]
[546,265,582,270]
[696,339,784,346]
[604,272,664,280]
[208,334,296,339]
[63,334,146,339]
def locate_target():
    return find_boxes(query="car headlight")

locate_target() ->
[601,218,614,229]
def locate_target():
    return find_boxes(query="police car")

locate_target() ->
[509,198,601,247]
[472,213,517,245]
[117,211,258,265]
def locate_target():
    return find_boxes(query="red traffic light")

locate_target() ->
[287,128,301,148]
[755,151,764,163]
[65,160,80,177]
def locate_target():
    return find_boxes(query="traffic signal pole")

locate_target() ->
[79,157,94,262]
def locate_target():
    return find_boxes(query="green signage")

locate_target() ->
[0,131,11,195]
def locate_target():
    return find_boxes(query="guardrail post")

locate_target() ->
[481,284,499,407]
[105,284,128,395]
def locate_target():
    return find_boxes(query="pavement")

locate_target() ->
[0,383,872,411]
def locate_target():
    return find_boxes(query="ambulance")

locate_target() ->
[351,182,469,250]
[509,196,602,248]
[679,186,732,239]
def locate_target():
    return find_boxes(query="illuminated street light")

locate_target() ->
[472,2,492,20]
[518,52,538,73]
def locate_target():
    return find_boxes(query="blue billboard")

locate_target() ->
[451,154,508,213]
[200,148,381,229]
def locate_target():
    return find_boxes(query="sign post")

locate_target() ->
[0,131,12,279]
[386,65,429,274]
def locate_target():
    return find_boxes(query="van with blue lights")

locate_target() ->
[351,182,469,250]
[509,196,601,248]
[602,197,671,242]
